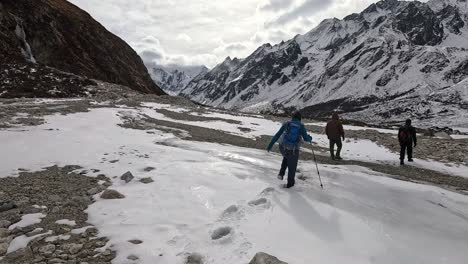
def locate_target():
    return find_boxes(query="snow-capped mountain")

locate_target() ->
[148,64,208,95]
[182,0,468,127]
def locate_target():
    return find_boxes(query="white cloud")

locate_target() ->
[68,0,390,68]
[176,33,193,43]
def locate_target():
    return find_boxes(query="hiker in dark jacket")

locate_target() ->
[267,112,312,188]
[325,113,345,160]
[398,119,417,165]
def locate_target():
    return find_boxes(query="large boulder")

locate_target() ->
[249,252,288,264]
[100,189,125,199]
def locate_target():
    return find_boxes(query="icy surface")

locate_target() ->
[45,234,71,242]
[7,231,52,254]
[8,213,46,230]
[71,226,94,235]
[55,219,77,226]
[0,105,467,263]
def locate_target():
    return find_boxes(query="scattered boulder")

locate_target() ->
[0,201,17,212]
[38,244,56,255]
[143,167,156,172]
[0,242,8,255]
[100,190,125,199]
[186,253,204,264]
[127,254,139,261]
[63,243,83,254]
[86,187,101,196]
[249,252,288,264]
[0,228,8,238]
[121,171,134,183]
[140,177,154,184]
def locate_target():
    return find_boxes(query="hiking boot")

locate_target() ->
[282,184,294,189]
[408,159,414,162]
[335,156,343,160]
[331,156,335,160]
[400,160,404,166]
[277,174,284,180]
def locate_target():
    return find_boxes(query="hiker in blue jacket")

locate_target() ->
[267,112,313,188]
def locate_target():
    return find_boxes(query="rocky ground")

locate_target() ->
[1,86,467,263]
[0,166,115,264]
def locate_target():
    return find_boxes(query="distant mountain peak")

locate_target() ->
[180,0,468,127]
[147,64,208,95]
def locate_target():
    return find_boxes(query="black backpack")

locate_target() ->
[399,127,412,143]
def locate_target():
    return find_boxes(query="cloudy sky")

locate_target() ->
[69,0,382,68]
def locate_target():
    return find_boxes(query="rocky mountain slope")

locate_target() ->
[147,64,208,95]
[182,0,468,128]
[0,0,164,96]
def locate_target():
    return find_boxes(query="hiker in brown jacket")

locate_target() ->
[325,113,345,160]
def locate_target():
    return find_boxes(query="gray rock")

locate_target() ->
[127,254,139,260]
[186,253,204,264]
[143,167,155,172]
[0,201,17,212]
[121,171,134,183]
[71,196,92,205]
[4,246,33,260]
[0,220,11,228]
[58,253,69,260]
[48,195,62,203]
[140,177,154,184]
[38,244,56,255]
[0,235,13,244]
[0,228,8,238]
[63,243,83,254]
[86,187,101,196]
[102,249,112,256]
[100,190,125,199]
[102,181,112,188]
[249,252,287,264]
[128,239,143,244]
[48,258,66,264]
[0,242,8,256]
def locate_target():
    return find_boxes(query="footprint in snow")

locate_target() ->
[220,204,244,220]
[248,198,269,207]
[211,226,233,241]
[260,187,275,196]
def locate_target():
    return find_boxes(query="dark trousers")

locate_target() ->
[329,138,342,158]
[279,145,299,187]
[400,142,413,161]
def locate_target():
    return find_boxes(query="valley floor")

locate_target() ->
[0,96,468,264]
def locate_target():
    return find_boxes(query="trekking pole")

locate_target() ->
[310,143,324,189]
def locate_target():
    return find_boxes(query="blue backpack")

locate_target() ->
[282,121,301,150]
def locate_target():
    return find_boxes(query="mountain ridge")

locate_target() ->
[181,0,468,127]
[0,0,164,96]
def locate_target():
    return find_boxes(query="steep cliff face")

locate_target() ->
[182,0,468,127]
[0,0,164,95]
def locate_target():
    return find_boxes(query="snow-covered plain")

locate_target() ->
[1,103,468,263]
